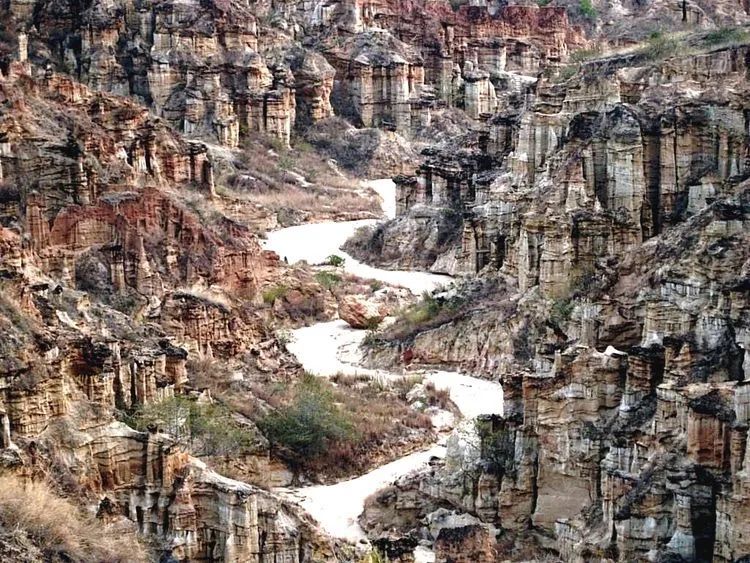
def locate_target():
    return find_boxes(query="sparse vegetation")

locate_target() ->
[0,474,149,562]
[369,279,384,292]
[257,374,433,479]
[578,0,597,19]
[325,254,346,267]
[315,271,342,291]
[475,417,516,479]
[702,27,750,47]
[550,297,574,326]
[125,396,257,457]
[640,32,682,60]
[423,381,452,410]
[381,291,466,342]
[0,292,34,336]
[549,266,598,327]
[555,65,579,82]
[569,46,603,63]
[258,375,356,477]
[228,132,378,225]
[262,284,289,305]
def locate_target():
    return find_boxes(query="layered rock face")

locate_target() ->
[359,39,750,562]
[4,0,587,143]
[7,0,313,146]
[319,1,584,132]
[0,59,331,560]
[0,64,269,302]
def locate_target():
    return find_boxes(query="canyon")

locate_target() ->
[0,0,749,562]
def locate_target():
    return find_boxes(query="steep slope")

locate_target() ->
[357,32,750,562]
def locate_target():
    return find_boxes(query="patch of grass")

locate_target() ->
[262,284,289,305]
[391,375,424,400]
[0,474,148,562]
[0,292,34,336]
[578,0,596,19]
[369,279,384,292]
[315,271,342,290]
[278,154,294,171]
[640,32,682,60]
[382,292,466,342]
[555,65,579,83]
[702,27,750,47]
[569,46,603,63]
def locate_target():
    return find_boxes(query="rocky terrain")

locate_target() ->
[0,0,749,562]
[353,25,750,563]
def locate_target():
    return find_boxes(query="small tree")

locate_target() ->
[259,375,356,481]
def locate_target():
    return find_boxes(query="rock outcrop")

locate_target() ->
[0,55,332,562]
[359,36,750,562]
[338,294,387,329]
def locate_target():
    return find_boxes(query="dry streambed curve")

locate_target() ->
[264,179,504,552]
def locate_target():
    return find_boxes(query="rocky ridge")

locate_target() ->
[355,31,750,563]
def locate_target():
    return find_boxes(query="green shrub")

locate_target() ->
[555,65,579,83]
[259,375,356,473]
[262,284,288,304]
[315,271,342,290]
[405,294,441,325]
[579,0,596,19]
[278,154,294,171]
[550,297,574,326]
[369,279,384,292]
[475,418,516,478]
[325,254,346,267]
[125,396,256,457]
[703,27,750,46]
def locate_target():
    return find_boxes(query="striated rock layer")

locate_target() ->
[359,38,750,562]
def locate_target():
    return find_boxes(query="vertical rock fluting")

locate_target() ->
[359,44,750,561]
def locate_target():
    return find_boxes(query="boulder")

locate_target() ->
[338,295,387,329]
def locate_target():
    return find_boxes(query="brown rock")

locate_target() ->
[338,295,387,329]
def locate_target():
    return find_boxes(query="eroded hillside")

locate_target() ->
[0,0,749,562]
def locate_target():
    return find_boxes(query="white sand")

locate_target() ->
[271,179,503,546]
[280,445,446,543]
[263,179,451,295]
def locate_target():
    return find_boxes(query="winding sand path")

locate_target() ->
[266,180,503,547]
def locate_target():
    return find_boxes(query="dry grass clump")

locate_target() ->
[0,474,148,562]
[423,382,452,410]
[227,134,379,223]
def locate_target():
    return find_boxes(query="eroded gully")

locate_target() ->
[263,179,504,549]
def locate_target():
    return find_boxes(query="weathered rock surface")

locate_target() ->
[338,294,387,329]
[359,37,750,562]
